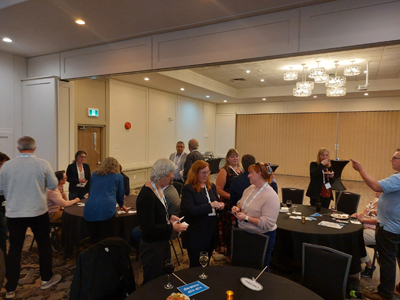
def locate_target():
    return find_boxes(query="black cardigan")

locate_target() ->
[66,162,91,194]
[306,162,335,200]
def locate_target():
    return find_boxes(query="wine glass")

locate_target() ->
[164,259,175,289]
[199,251,209,279]
[331,203,337,214]
[286,200,292,210]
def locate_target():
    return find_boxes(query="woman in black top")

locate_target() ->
[306,148,335,208]
[181,160,225,267]
[136,158,187,284]
[66,151,91,199]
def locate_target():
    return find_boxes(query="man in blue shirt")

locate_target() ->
[351,149,400,300]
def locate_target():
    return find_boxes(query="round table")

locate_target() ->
[126,266,323,299]
[274,205,366,274]
[61,195,138,258]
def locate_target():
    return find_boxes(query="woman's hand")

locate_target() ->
[173,222,188,232]
[236,212,247,221]
[170,215,180,223]
[120,205,128,212]
[328,171,334,178]
[211,201,223,209]
[217,202,225,210]
[74,198,81,203]
[351,213,357,219]
[232,206,240,214]
[321,158,330,166]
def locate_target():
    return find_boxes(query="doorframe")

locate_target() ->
[76,124,106,164]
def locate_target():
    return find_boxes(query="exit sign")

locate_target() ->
[88,108,99,117]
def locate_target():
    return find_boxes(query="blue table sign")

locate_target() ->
[177,281,210,297]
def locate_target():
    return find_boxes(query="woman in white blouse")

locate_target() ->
[231,162,280,270]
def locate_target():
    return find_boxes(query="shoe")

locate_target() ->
[364,291,389,300]
[394,284,400,297]
[5,291,15,299]
[361,265,376,277]
[41,274,62,290]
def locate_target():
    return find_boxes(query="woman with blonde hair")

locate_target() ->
[181,160,224,267]
[84,157,127,243]
[215,148,242,260]
[306,148,335,208]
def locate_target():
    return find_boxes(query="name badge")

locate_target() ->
[325,182,331,189]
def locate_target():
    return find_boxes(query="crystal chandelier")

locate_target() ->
[309,61,326,79]
[344,60,361,76]
[313,73,329,84]
[293,65,312,97]
[326,61,346,88]
[326,86,346,97]
[283,67,298,81]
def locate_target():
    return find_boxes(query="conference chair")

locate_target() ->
[231,228,269,270]
[282,188,305,205]
[366,245,378,278]
[335,191,361,215]
[302,243,352,300]
[172,181,183,196]
[170,232,184,266]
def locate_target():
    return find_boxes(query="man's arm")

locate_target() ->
[350,159,383,192]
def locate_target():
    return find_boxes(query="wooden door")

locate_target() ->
[78,126,102,172]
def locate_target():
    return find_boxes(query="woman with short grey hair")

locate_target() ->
[137,158,188,284]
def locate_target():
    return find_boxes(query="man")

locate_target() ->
[0,152,10,257]
[0,137,61,299]
[169,141,187,182]
[351,149,400,300]
[230,155,278,205]
[182,139,204,181]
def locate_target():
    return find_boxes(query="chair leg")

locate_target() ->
[176,236,184,255]
[29,236,36,251]
[370,248,378,278]
[170,239,180,266]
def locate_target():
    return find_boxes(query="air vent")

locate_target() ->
[230,78,246,82]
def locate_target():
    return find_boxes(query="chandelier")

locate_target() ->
[283,67,298,81]
[309,61,326,79]
[326,86,346,97]
[344,60,361,76]
[326,61,346,88]
[293,65,312,97]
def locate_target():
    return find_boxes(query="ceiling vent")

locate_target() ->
[230,78,246,82]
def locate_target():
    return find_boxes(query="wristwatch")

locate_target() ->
[244,216,249,223]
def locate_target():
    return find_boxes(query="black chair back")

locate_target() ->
[302,243,352,300]
[231,228,269,270]
[172,181,183,196]
[335,191,361,215]
[282,188,305,205]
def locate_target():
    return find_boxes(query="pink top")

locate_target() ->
[362,197,378,230]
[46,187,78,214]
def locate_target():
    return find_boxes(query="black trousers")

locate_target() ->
[6,213,53,292]
[85,216,115,244]
[310,196,331,209]
[140,239,171,285]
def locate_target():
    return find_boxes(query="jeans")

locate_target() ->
[6,213,53,292]
[376,223,400,300]
[264,229,276,272]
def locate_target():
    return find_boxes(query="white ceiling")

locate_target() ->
[1,0,399,104]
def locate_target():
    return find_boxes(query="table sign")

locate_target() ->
[178,281,209,297]
[318,221,343,229]
[240,277,263,291]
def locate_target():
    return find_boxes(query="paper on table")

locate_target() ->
[289,216,302,220]
[77,203,85,207]
[318,221,343,229]
[310,213,322,217]
[350,220,361,224]
[292,211,302,215]
[117,211,126,215]
[128,210,136,214]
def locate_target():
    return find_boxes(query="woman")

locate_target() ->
[232,162,280,270]
[181,160,225,267]
[47,170,80,224]
[306,148,335,208]
[83,157,126,244]
[66,150,91,200]
[136,158,187,284]
[215,148,242,260]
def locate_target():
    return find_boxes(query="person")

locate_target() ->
[0,152,10,257]
[215,148,242,260]
[66,150,91,200]
[83,157,126,244]
[182,139,204,181]
[230,155,278,206]
[136,158,188,284]
[0,136,62,298]
[180,160,224,267]
[47,171,80,224]
[169,141,187,182]
[306,148,335,208]
[231,162,280,271]
[351,150,400,300]
[119,164,130,196]
[351,192,381,278]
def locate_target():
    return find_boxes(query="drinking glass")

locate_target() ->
[199,251,209,279]
[331,203,337,214]
[286,200,292,210]
[164,259,175,289]
[292,205,297,213]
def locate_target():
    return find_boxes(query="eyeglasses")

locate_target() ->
[79,156,87,159]
[392,156,400,160]
[199,171,211,176]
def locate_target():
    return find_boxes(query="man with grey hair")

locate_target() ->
[169,141,187,182]
[182,139,205,181]
[0,136,61,298]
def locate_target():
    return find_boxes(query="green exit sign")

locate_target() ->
[88,108,99,117]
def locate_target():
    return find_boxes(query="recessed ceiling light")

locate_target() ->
[262,98,266,101]
[144,77,149,81]
[313,96,317,98]
[364,93,369,96]
[76,19,85,25]
[223,100,227,103]
[246,70,250,73]
[2,37,12,43]
[206,95,210,98]
[260,79,265,82]
[180,88,185,91]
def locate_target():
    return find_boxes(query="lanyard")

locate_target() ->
[229,166,243,176]
[204,186,216,216]
[241,181,269,213]
[18,154,35,158]
[151,181,170,222]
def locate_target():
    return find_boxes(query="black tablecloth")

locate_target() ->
[126,266,323,299]
[61,195,138,258]
[274,205,366,274]
[206,158,222,174]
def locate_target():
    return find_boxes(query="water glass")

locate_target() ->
[199,251,209,279]
[164,259,174,289]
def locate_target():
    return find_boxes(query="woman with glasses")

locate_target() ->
[181,160,225,267]
[306,148,335,208]
[215,148,242,261]
[231,162,280,270]
[66,150,91,200]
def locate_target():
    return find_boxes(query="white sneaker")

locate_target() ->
[41,274,62,290]
[5,291,16,299]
